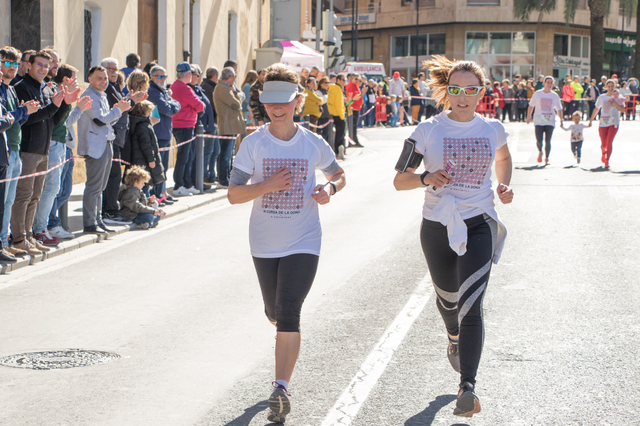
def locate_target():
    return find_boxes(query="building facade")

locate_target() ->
[338,0,637,81]
[0,0,271,82]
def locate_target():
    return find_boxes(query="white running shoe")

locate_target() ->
[48,226,75,240]
[173,187,192,197]
[186,186,201,195]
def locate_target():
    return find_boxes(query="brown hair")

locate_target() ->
[124,165,151,186]
[0,46,21,61]
[129,100,155,117]
[126,70,150,93]
[115,70,125,87]
[263,63,306,114]
[29,50,52,64]
[423,55,486,110]
[241,70,258,88]
[318,76,330,87]
[53,64,78,84]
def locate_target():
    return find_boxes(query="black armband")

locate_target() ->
[395,138,423,172]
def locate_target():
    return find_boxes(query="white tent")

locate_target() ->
[279,41,324,74]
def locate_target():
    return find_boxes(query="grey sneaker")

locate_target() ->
[453,382,481,417]
[139,222,150,230]
[267,383,291,424]
[447,336,460,373]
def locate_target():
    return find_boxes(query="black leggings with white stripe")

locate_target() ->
[420,214,496,386]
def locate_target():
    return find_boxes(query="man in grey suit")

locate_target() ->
[77,65,130,234]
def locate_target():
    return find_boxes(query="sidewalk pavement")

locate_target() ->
[0,140,366,275]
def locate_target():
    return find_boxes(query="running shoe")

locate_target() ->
[268,383,291,424]
[544,158,549,165]
[447,337,460,373]
[537,152,542,163]
[453,381,481,417]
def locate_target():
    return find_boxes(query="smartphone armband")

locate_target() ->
[395,138,424,173]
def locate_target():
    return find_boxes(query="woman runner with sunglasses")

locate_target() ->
[228,64,346,424]
[394,56,513,418]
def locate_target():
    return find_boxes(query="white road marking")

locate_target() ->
[321,276,433,426]
[0,201,233,291]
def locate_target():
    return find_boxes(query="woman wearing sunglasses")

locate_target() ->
[228,64,346,424]
[394,55,513,418]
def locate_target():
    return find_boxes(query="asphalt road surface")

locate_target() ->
[1,118,639,426]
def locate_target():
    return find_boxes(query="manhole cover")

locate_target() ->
[0,349,120,370]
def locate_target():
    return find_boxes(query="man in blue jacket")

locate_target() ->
[147,65,181,200]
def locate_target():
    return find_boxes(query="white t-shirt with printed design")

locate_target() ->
[409,112,508,220]
[567,123,586,142]
[529,90,563,127]
[233,125,337,258]
[595,94,621,128]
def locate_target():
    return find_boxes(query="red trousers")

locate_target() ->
[598,125,618,161]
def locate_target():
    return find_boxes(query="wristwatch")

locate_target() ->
[420,171,430,186]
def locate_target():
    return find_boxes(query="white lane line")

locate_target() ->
[321,276,433,426]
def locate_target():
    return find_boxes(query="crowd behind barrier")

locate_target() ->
[0,43,636,265]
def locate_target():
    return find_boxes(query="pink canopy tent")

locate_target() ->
[279,41,324,74]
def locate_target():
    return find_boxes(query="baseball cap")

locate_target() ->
[393,71,400,78]
[176,62,194,73]
[611,74,618,78]
[259,81,299,104]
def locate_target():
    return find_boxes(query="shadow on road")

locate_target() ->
[222,400,268,426]
[515,165,546,171]
[612,170,640,174]
[404,394,457,426]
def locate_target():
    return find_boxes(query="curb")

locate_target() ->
[0,189,230,275]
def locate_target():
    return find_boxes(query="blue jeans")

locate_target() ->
[364,102,375,127]
[133,212,160,228]
[203,128,220,180]
[153,138,171,197]
[217,136,236,186]
[48,147,75,229]
[33,140,66,233]
[172,128,194,189]
[1,150,22,246]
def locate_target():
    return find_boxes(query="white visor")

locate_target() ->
[260,81,299,104]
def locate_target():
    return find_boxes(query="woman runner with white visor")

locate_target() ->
[228,64,346,424]
[394,56,513,418]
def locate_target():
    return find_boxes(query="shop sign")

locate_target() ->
[553,55,588,67]
[338,13,377,26]
[604,32,636,52]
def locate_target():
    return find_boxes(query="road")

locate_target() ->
[1,118,639,426]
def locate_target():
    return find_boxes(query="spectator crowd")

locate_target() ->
[0,42,636,265]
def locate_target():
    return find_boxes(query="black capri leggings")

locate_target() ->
[420,214,497,386]
[252,254,319,332]
[534,125,554,159]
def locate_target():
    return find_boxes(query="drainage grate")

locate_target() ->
[0,349,120,370]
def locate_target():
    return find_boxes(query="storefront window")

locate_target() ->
[512,32,535,54]
[582,37,589,58]
[393,36,409,57]
[465,32,535,80]
[554,34,568,56]
[410,35,428,56]
[391,33,446,57]
[490,33,511,54]
[466,32,488,54]
[429,33,446,55]
[571,35,582,57]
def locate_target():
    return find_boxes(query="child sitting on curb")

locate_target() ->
[118,166,165,230]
